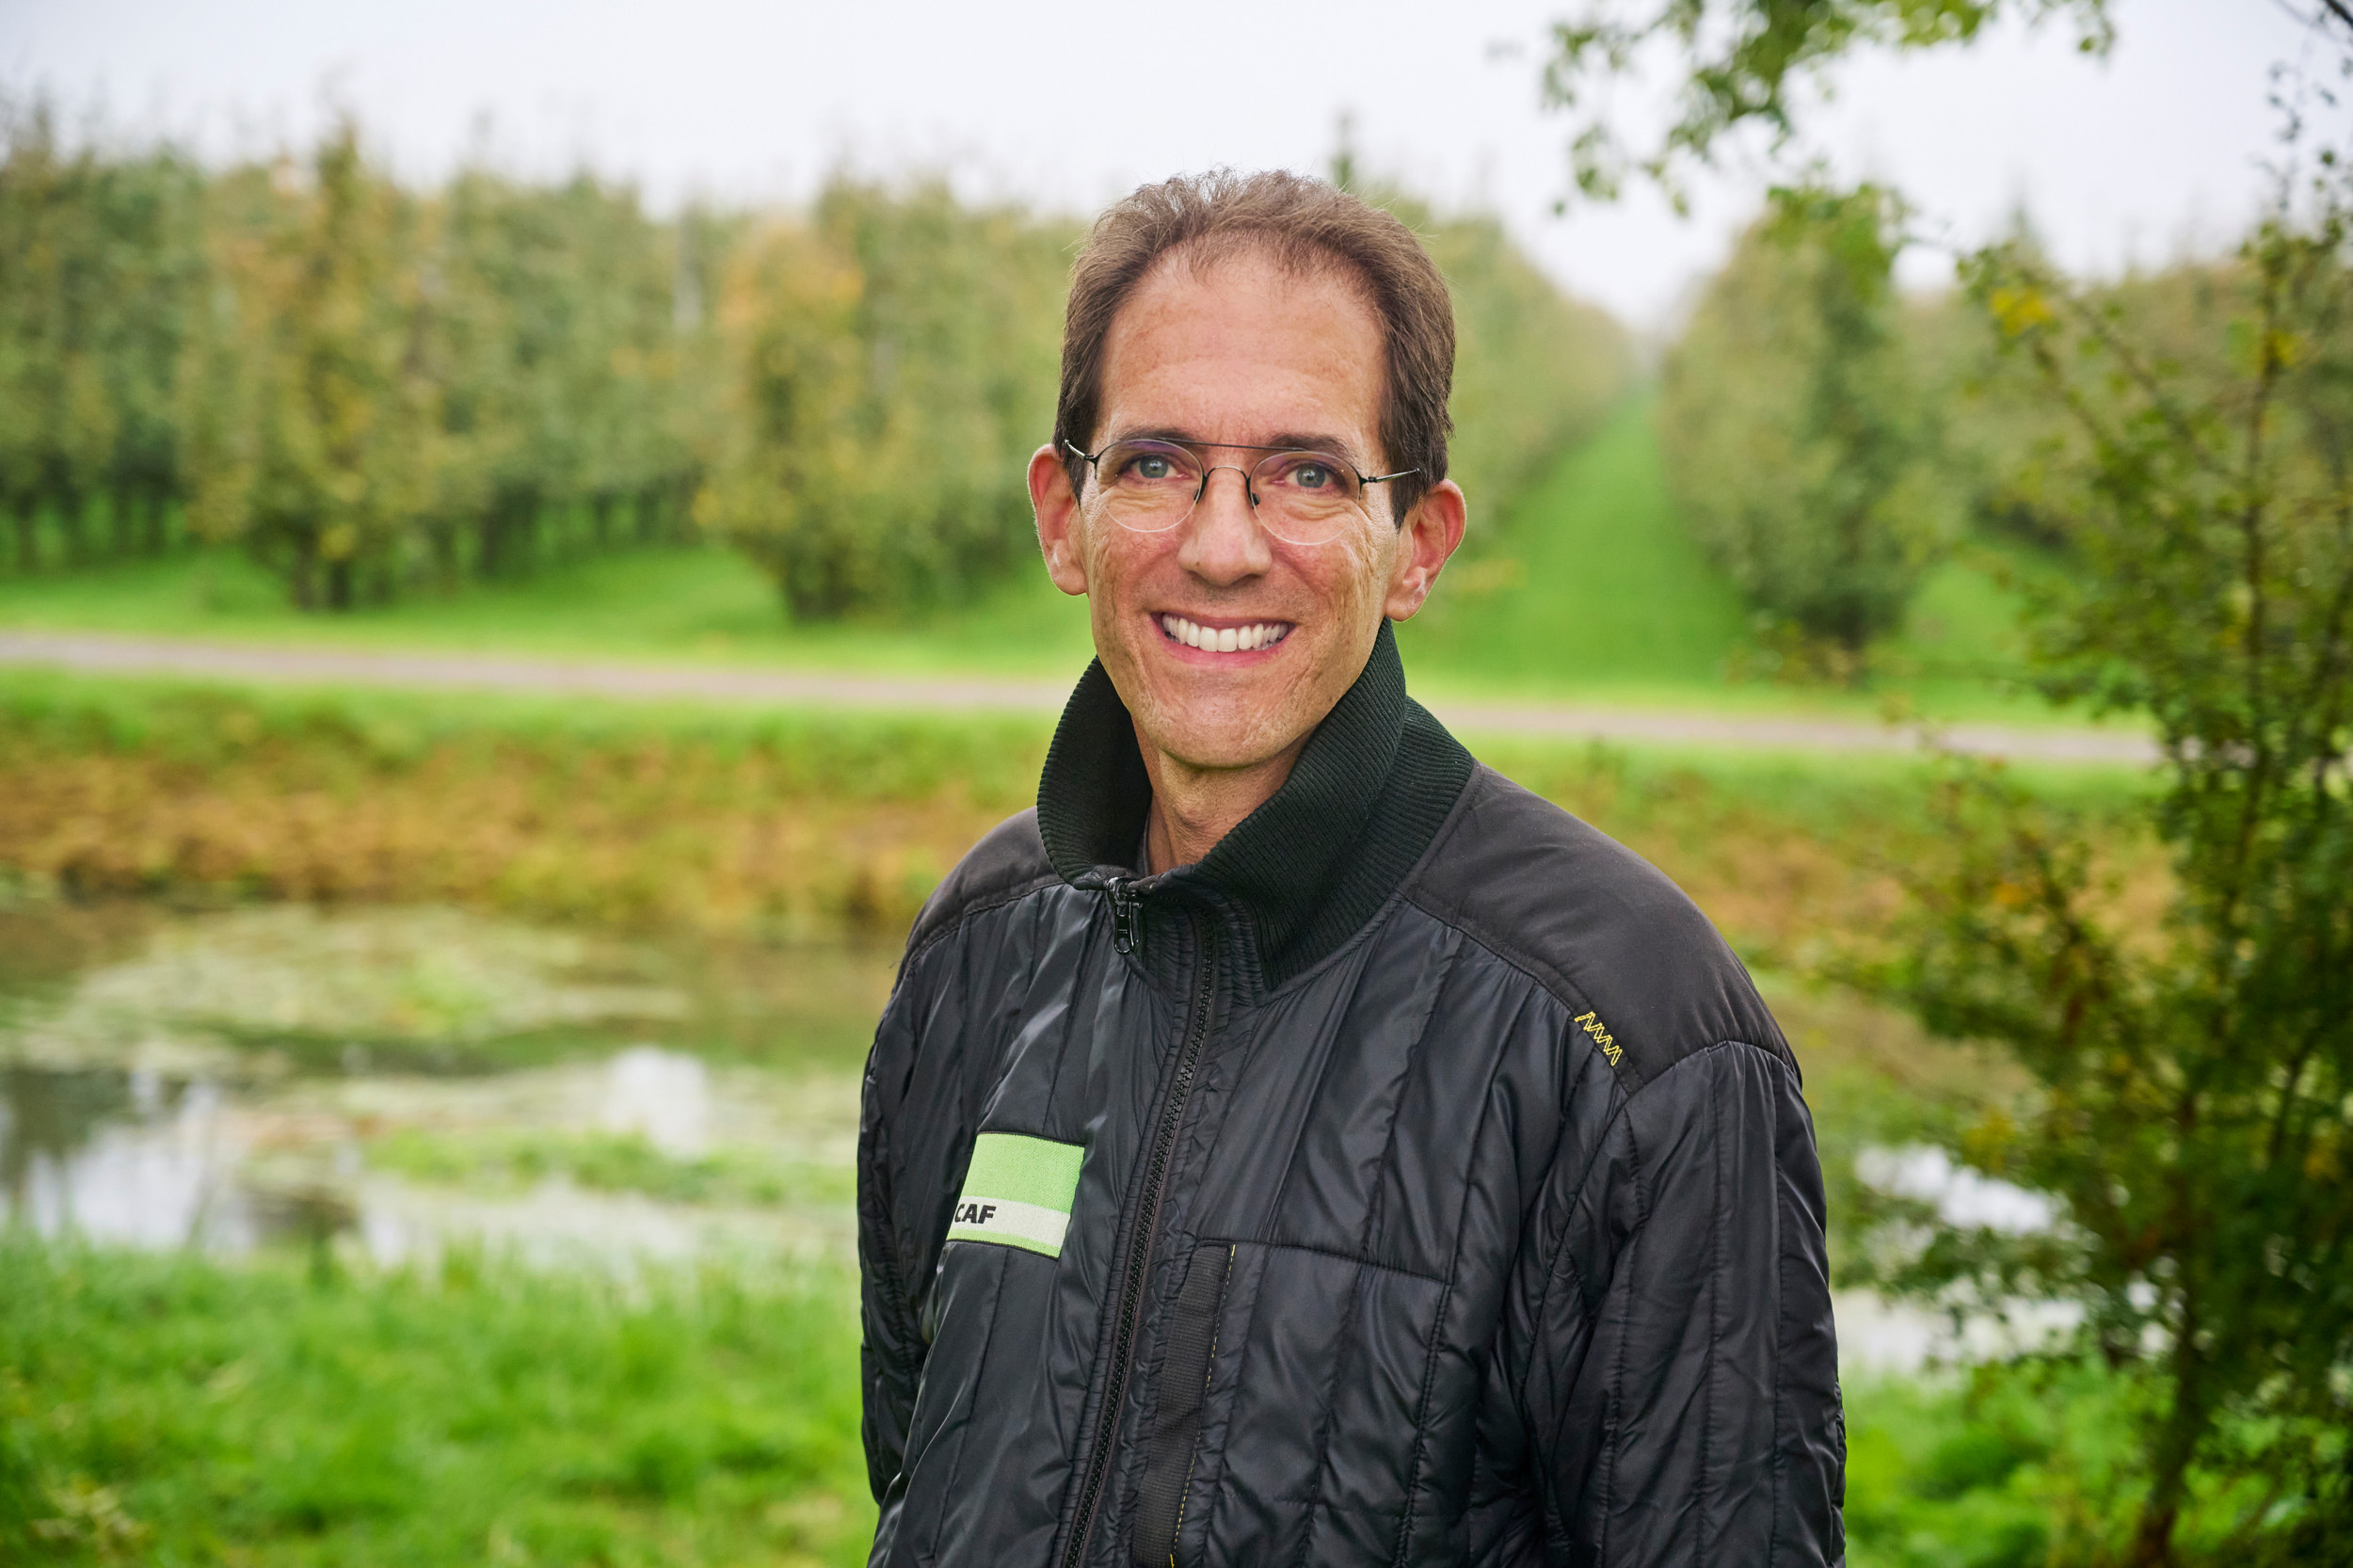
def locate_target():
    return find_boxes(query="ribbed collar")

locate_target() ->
[1037,622,1475,995]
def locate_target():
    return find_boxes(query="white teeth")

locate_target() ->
[1159,615,1291,652]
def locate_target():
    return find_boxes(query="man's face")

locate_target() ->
[1031,248,1462,775]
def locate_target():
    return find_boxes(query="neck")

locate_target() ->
[1137,723,1308,873]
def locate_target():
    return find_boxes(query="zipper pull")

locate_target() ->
[1107,875,1143,954]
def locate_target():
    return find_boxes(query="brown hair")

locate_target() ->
[1054,169,1454,524]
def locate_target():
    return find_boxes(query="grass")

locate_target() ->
[0,663,2153,952]
[0,1239,2209,1568]
[0,662,1051,804]
[0,533,1098,680]
[0,665,1051,938]
[0,1230,2272,1568]
[1398,394,1751,692]
[0,401,2081,725]
[0,1239,873,1566]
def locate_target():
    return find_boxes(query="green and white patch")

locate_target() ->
[947,1132,1084,1258]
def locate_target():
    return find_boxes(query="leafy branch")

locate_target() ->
[1540,0,2111,211]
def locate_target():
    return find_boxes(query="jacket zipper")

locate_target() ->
[1108,876,1143,954]
[1061,907,1218,1568]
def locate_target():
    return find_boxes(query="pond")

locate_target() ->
[0,899,895,1270]
[0,897,2056,1373]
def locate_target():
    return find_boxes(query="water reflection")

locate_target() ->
[1,1064,252,1249]
[0,902,889,1269]
[0,1046,857,1266]
[602,1043,709,1157]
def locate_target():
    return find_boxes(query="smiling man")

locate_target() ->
[857,172,1844,1568]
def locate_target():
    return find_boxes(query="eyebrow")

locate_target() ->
[1116,426,1369,467]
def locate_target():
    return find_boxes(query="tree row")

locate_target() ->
[0,104,1632,616]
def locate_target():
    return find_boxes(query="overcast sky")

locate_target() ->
[0,0,2327,329]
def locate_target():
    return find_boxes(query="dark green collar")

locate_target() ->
[1036,621,1475,994]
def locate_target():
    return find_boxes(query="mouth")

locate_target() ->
[1156,613,1294,655]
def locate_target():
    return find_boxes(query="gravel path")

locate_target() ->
[0,630,2156,764]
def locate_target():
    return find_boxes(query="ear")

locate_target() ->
[1030,444,1090,596]
[1383,479,1466,620]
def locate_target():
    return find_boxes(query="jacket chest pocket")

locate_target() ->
[1131,1240,1451,1568]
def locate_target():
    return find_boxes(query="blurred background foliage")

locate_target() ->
[1552,2,2353,1561]
[1658,184,1959,666]
[0,102,1635,622]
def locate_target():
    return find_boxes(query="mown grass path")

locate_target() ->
[0,403,2151,760]
[0,627,2153,762]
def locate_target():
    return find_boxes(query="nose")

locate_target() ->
[1176,464,1274,584]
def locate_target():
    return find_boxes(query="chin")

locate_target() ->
[1137,693,1306,773]
[1104,618,1346,773]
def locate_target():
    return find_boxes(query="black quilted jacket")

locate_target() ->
[858,626,1845,1567]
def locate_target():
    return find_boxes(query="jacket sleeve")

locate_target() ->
[1520,1040,1845,1567]
[857,978,929,1553]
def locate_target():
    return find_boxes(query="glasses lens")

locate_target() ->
[1093,440,1202,533]
[1250,451,1369,545]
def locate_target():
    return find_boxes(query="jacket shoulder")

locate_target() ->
[1405,764,1791,1093]
[901,808,1060,964]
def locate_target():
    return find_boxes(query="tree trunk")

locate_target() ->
[430,520,458,593]
[290,536,319,611]
[8,501,35,572]
[2129,1318,2211,1568]
[55,492,88,568]
[140,490,168,555]
[481,486,540,579]
[109,490,137,557]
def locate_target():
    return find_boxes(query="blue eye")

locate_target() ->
[1293,463,1335,489]
[1108,442,1193,486]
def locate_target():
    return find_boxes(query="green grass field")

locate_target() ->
[1398,393,1752,690]
[0,401,2064,725]
[2,1240,872,1567]
[0,1233,2165,1562]
[0,534,1098,679]
[1,1232,2169,1568]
